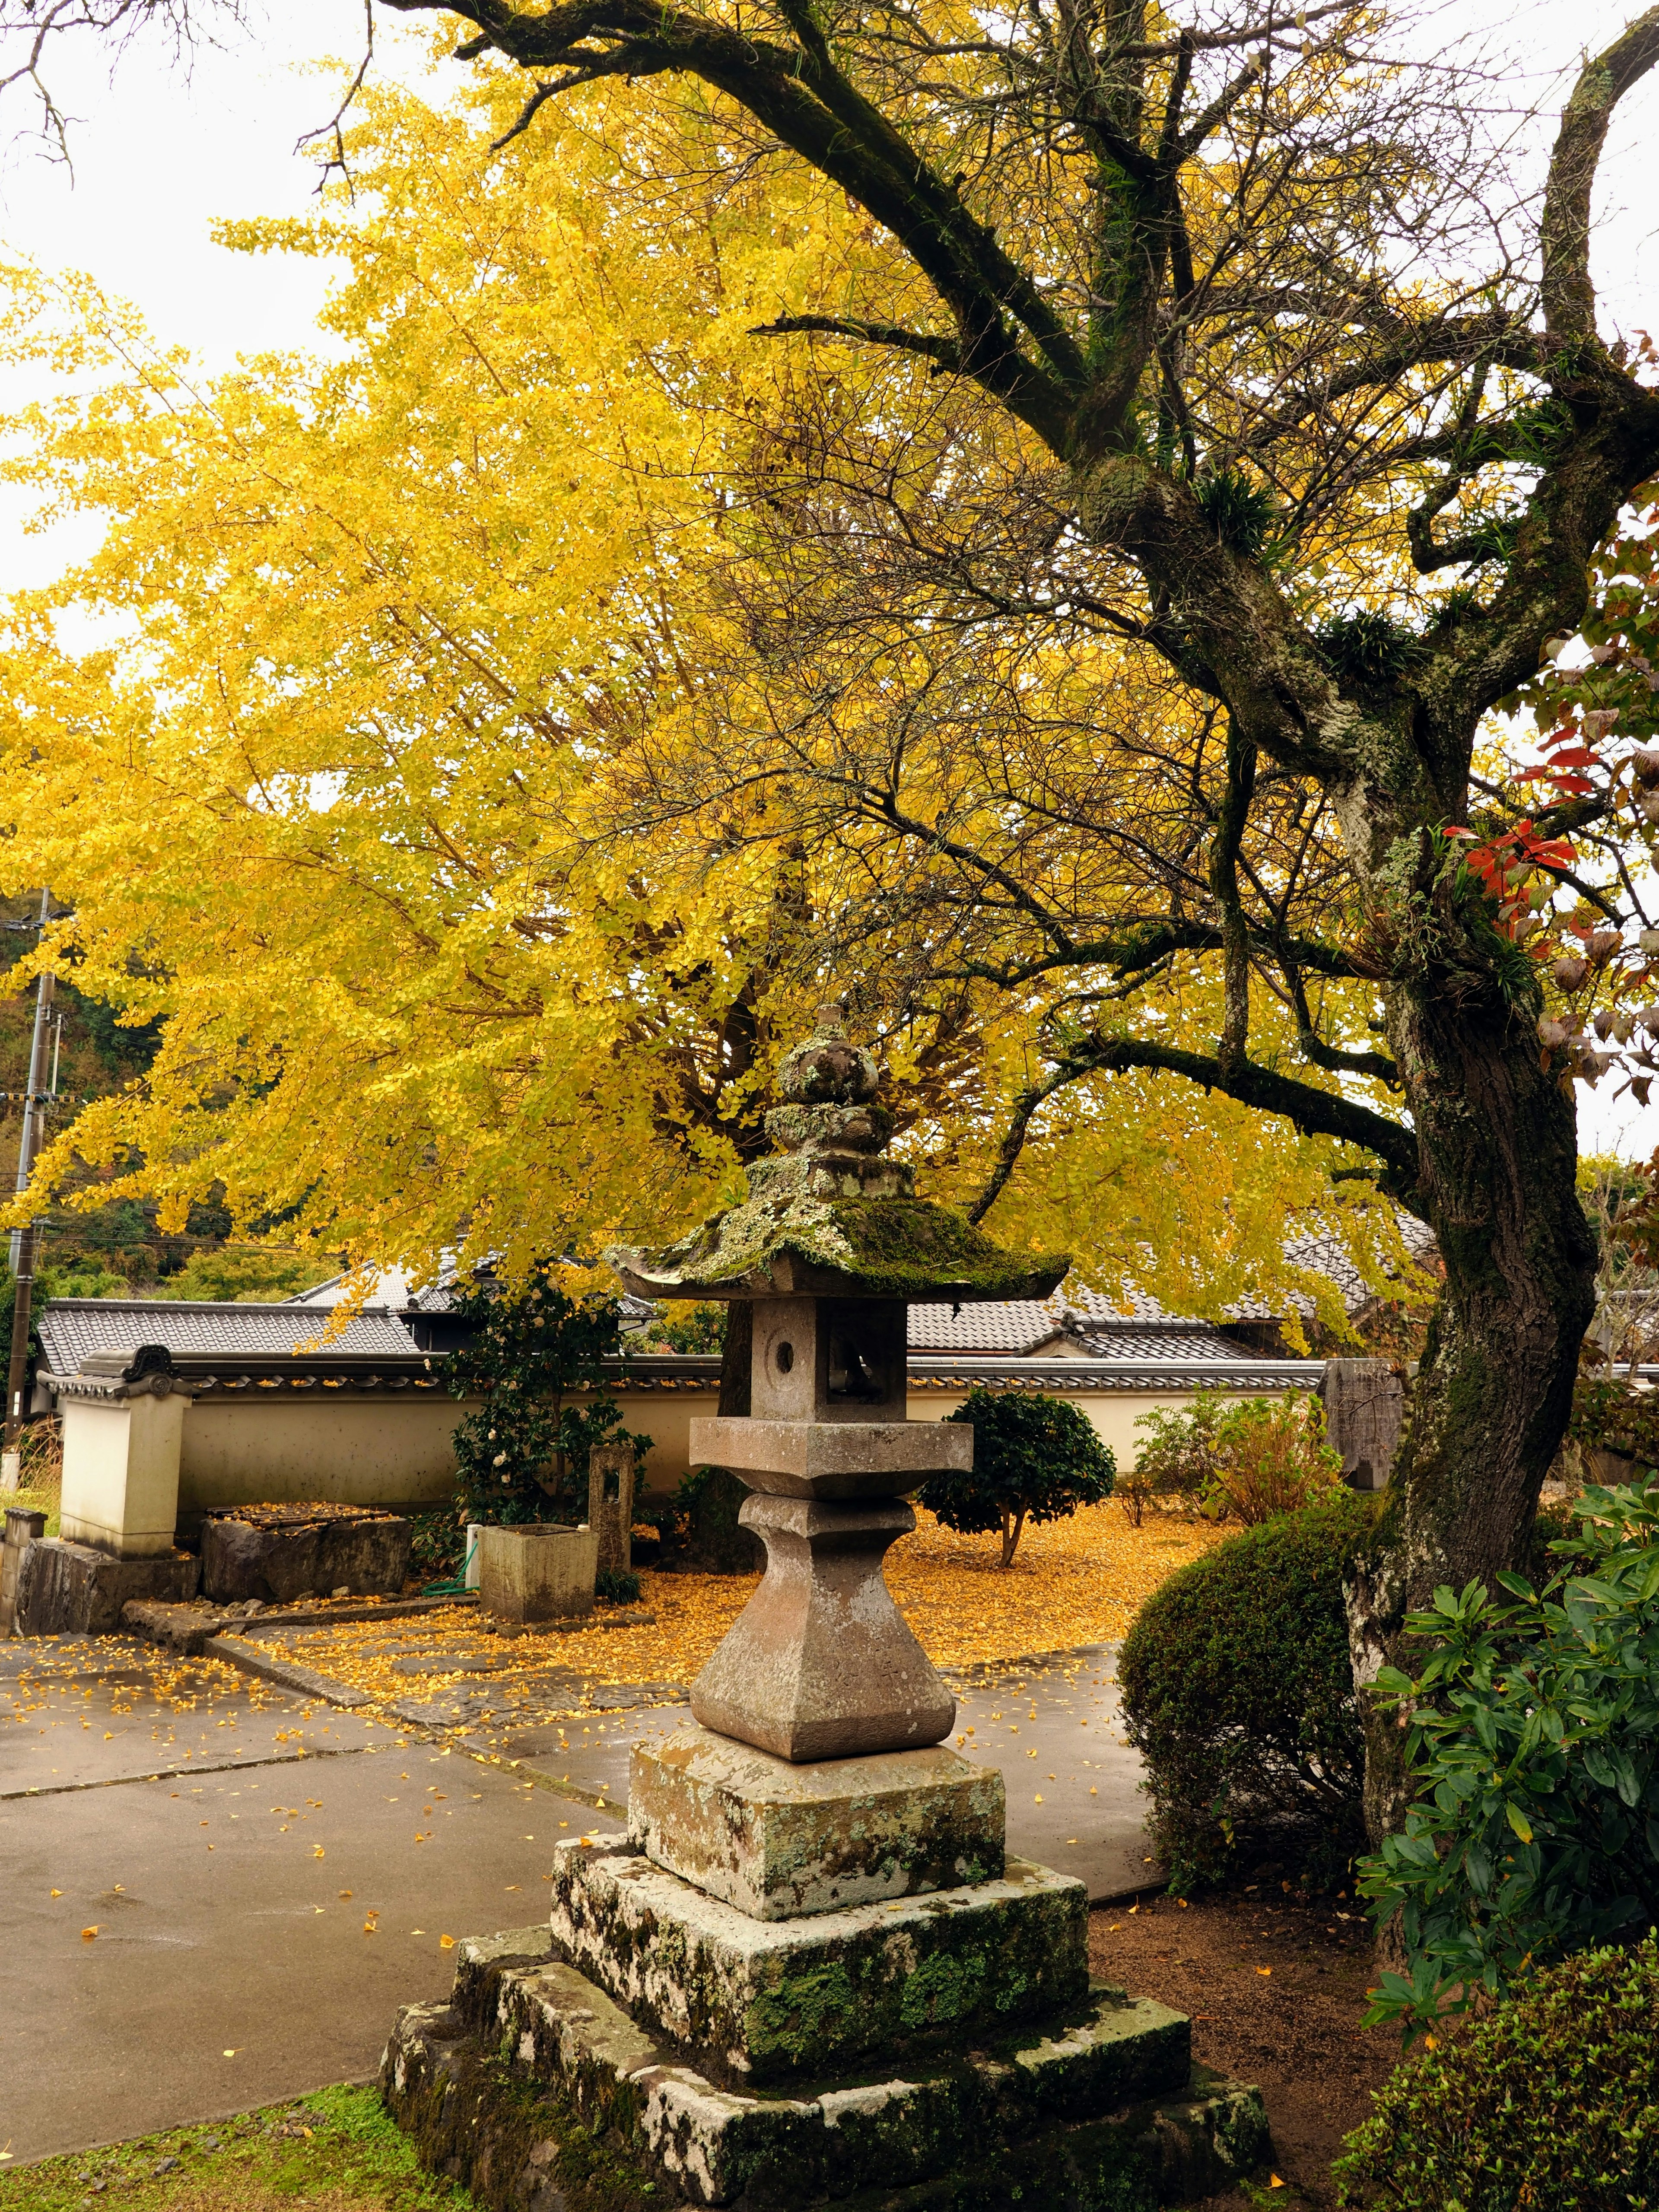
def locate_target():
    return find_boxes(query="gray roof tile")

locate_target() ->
[38,1300,420,1372]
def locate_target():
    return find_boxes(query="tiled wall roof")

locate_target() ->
[38,1300,420,1372]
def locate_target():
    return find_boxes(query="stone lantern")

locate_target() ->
[381,1014,1268,2206]
[608,1013,1068,1765]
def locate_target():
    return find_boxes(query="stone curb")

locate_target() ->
[202,1634,376,1707]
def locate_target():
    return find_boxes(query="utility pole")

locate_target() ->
[3,892,56,1477]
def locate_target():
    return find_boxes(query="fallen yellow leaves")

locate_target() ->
[249,1506,1220,1736]
[80,1926,97,1941]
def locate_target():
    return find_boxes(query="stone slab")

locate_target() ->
[549,1838,1088,2086]
[14,1539,200,1637]
[629,1724,1004,1919]
[383,1925,1268,2209]
[200,1508,413,1604]
[688,1414,972,1499]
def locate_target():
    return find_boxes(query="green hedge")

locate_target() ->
[1118,1494,1371,1890]
[1335,1934,1659,2210]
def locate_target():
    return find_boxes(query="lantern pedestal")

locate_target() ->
[628,1723,1004,1919]
[688,1494,955,1760]
[384,1912,1268,2209]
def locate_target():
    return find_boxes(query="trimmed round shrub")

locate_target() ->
[924,1386,1115,1566]
[1335,1933,1659,2210]
[1118,1493,1371,1889]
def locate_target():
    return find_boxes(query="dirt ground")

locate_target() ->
[1089,1889,1397,2209]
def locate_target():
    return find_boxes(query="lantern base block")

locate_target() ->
[628,1722,1005,1920]
[689,1492,955,1761]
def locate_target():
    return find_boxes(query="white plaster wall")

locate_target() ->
[178,1395,477,1516]
[164,1380,1248,1519]
[60,1392,188,1557]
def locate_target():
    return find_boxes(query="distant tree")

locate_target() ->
[924,1386,1115,1567]
[644,1302,728,1354]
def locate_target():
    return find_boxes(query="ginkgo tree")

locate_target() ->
[0,63,1390,1331]
[310,0,1659,1845]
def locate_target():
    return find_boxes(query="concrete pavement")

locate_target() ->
[1,1643,623,2165]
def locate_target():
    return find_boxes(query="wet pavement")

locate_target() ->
[1,1642,623,2165]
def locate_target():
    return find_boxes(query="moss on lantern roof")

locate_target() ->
[608,1189,1068,1305]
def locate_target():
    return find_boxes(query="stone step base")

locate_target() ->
[551,1837,1092,2087]
[381,1925,1269,2211]
[14,1538,198,1637]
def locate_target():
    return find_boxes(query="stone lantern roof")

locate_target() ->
[607,1015,1068,1304]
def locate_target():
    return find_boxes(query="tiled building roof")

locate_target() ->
[904,1289,1242,1358]
[37,1299,420,1373]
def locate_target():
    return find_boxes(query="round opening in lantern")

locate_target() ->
[775,1341,795,1373]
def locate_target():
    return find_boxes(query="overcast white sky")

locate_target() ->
[1,0,1657,1154]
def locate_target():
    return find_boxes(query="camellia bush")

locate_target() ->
[1357,1481,1659,2039]
[1335,1935,1659,2211]
[922,1386,1115,1567]
[445,1264,645,1528]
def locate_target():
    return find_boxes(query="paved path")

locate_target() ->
[1,1634,1152,2165]
[1,1642,624,2165]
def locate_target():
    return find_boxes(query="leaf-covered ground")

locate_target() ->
[249,1504,1222,1730]
[0,2088,470,2210]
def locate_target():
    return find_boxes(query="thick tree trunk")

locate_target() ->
[1346,967,1598,1843]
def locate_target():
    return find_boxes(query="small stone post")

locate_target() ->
[585,1441,635,1578]
[1319,1357,1405,1490]
[0,1505,46,1637]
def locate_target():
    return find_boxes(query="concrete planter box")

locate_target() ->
[477,1522,597,1624]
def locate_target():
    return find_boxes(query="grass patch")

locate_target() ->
[6,1471,60,1538]
[0,2087,471,2212]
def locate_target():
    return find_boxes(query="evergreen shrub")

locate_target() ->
[1118,1494,1371,1888]
[1357,1481,1659,2035]
[923,1385,1115,1565]
[1334,1934,1659,2211]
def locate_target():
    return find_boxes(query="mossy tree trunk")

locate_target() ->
[1348,958,1599,1837]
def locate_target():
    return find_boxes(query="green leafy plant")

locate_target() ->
[1124,1389,1229,1525]
[407,1508,466,1583]
[149,1246,328,1302]
[642,1300,727,1352]
[445,1263,645,1527]
[1334,1934,1659,2210]
[921,1386,1115,1566]
[595,1566,642,1604]
[1119,1495,1371,1891]
[1355,1481,1659,2039]
[1200,1393,1346,1525]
